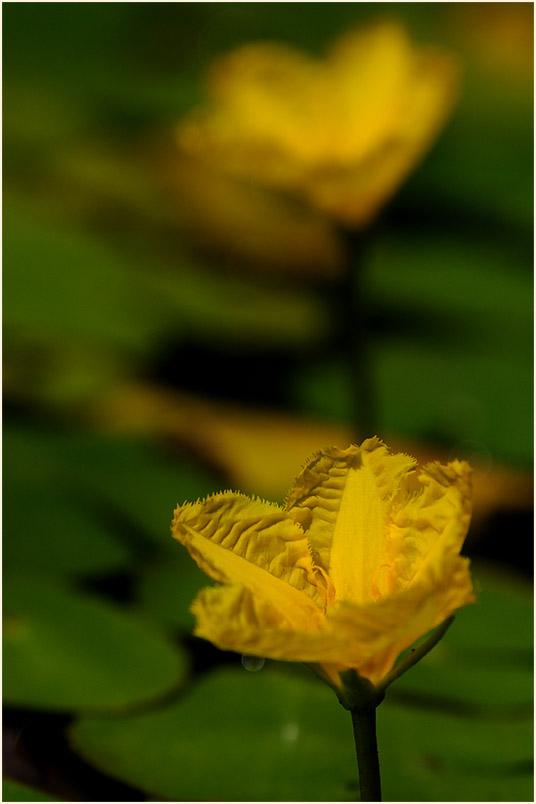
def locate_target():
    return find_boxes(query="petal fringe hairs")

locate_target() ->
[172,437,475,690]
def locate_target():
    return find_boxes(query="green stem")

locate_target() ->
[376,616,455,697]
[350,705,382,802]
[335,227,376,440]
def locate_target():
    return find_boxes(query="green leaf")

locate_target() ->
[71,660,533,802]
[135,548,210,632]
[376,345,532,465]
[377,703,533,802]
[414,75,533,230]
[368,234,532,354]
[444,563,533,655]
[3,424,221,549]
[71,666,355,802]
[49,434,222,545]
[3,574,188,712]
[386,564,533,709]
[3,485,133,578]
[4,426,133,577]
[136,256,330,348]
[70,566,533,801]
[2,779,59,803]
[391,654,532,711]
[3,208,155,353]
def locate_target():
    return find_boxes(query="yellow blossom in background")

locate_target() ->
[172,437,474,688]
[177,22,460,227]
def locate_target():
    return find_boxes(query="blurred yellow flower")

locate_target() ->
[177,22,460,227]
[172,437,474,688]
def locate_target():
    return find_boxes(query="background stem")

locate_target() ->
[350,706,382,802]
[334,227,376,440]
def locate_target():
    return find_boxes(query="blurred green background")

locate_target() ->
[3,3,533,802]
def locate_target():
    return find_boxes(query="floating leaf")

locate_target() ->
[4,425,133,577]
[136,549,210,632]
[3,486,133,578]
[377,702,533,802]
[2,779,59,803]
[71,666,355,802]
[71,566,533,802]
[135,254,329,348]
[3,207,156,353]
[441,563,533,655]
[3,424,221,549]
[3,574,187,711]
[50,435,221,545]
[412,69,533,230]
[71,658,532,802]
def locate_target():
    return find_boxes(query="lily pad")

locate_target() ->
[3,208,157,353]
[448,564,533,654]
[3,424,221,550]
[71,666,355,801]
[4,424,132,577]
[377,701,533,802]
[70,565,533,801]
[3,476,133,579]
[70,660,533,802]
[3,574,188,712]
[52,434,222,546]
[135,547,210,632]
[390,564,533,708]
[2,779,59,802]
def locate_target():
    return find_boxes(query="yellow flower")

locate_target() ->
[172,437,475,688]
[176,22,460,227]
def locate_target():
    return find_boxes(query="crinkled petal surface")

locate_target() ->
[285,438,417,605]
[172,492,324,628]
[191,584,339,660]
[172,439,475,686]
[190,582,424,672]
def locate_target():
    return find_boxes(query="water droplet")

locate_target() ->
[241,654,265,672]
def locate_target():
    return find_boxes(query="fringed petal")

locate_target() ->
[388,459,473,594]
[192,584,347,660]
[172,441,475,688]
[323,575,473,686]
[172,492,324,622]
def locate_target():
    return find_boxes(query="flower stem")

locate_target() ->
[376,616,455,697]
[336,226,376,440]
[350,705,382,802]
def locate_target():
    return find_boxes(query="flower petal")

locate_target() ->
[328,23,417,161]
[178,43,323,185]
[172,492,324,625]
[176,23,459,227]
[388,459,473,593]
[324,587,446,685]
[173,443,475,689]
[191,579,465,688]
[285,438,416,605]
[190,583,374,664]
